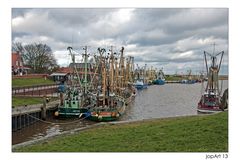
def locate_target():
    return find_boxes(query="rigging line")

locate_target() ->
[89,55,101,87]
[201,52,205,95]
[68,47,83,89]
[24,112,90,125]
[81,46,99,88]
[219,53,225,96]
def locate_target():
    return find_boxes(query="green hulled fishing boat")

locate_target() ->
[55,46,93,118]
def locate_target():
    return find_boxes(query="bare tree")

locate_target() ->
[12,42,25,53]
[12,42,59,73]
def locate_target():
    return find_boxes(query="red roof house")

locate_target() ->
[12,52,30,75]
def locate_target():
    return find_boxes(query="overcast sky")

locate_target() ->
[12,8,228,74]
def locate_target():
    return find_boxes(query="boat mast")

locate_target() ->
[130,56,134,84]
[144,64,147,83]
[125,57,129,87]
[102,54,106,107]
[109,46,115,94]
[67,47,82,88]
[115,56,119,94]
[204,43,224,95]
[119,47,125,92]
[82,46,89,95]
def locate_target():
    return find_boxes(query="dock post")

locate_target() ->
[60,92,64,106]
[41,95,47,120]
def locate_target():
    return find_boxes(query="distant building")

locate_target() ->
[50,63,96,83]
[69,63,94,72]
[50,67,71,83]
[12,52,30,76]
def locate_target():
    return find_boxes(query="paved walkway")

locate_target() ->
[12,100,59,116]
[12,84,58,94]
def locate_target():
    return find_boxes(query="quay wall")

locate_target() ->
[12,102,58,132]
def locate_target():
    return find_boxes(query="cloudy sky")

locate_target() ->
[12,8,228,74]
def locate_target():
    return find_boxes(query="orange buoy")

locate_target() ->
[54,111,59,117]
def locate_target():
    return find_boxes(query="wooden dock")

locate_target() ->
[12,100,59,131]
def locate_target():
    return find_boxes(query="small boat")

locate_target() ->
[153,69,165,85]
[134,79,148,89]
[197,45,227,113]
[181,70,196,84]
[134,64,148,89]
[181,79,196,84]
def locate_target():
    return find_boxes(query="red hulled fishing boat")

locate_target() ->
[198,45,227,113]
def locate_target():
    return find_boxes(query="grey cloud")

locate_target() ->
[12,8,228,74]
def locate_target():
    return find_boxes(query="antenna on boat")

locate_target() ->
[82,46,91,95]
[203,43,224,94]
[212,42,216,55]
[67,46,82,89]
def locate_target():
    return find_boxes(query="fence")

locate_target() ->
[12,84,59,97]
[12,74,49,79]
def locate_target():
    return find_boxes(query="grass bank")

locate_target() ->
[15,111,228,152]
[165,75,183,81]
[12,96,58,107]
[12,78,55,88]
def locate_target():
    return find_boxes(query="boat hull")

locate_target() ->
[197,100,224,113]
[134,83,148,90]
[88,114,119,122]
[88,110,122,122]
[153,79,165,85]
[57,107,89,117]
[88,96,127,122]
[197,108,224,113]
[181,80,196,84]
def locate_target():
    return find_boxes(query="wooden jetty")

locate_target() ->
[12,100,59,131]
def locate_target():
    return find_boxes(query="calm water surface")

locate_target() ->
[12,81,228,145]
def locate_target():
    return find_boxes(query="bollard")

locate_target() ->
[60,92,64,106]
[41,96,47,120]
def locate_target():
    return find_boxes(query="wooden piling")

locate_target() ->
[41,96,47,120]
[60,92,63,106]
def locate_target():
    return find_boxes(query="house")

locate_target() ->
[12,52,30,75]
[50,63,96,83]
[50,67,71,83]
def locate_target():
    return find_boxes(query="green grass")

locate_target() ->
[165,76,183,81]
[12,96,57,107]
[14,111,228,152]
[12,78,55,88]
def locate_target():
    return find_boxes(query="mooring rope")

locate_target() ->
[24,112,90,125]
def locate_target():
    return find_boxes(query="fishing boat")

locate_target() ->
[134,64,148,89]
[153,69,165,85]
[55,46,93,117]
[197,45,226,113]
[135,79,148,89]
[56,87,89,117]
[181,79,196,84]
[146,66,156,85]
[88,46,135,121]
[180,70,196,84]
[88,94,127,121]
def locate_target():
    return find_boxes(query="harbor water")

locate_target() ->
[12,81,228,145]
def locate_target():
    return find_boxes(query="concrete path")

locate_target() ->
[12,100,59,116]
